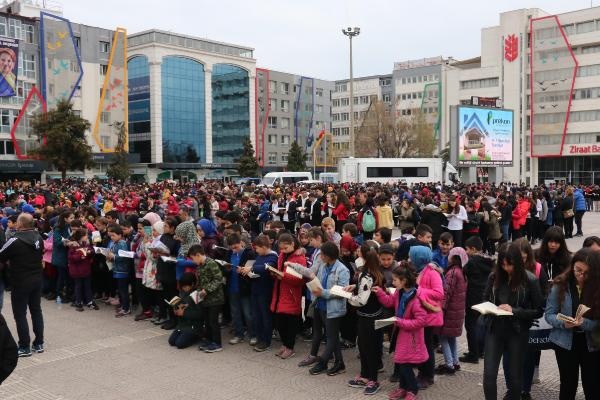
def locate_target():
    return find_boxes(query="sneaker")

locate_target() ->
[388,387,407,400]
[272,331,280,340]
[75,305,84,312]
[229,336,244,345]
[459,354,479,364]
[18,346,32,357]
[309,361,326,375]
[204,343,223,353]
[198,340,211,351]
[326,361,345,376]
[298,354,319,367]
[404,392,417,400]
[161,320,177,330]
[115,309,131,318]
[153,318,168,325]
[348,376,368,388]
[32,344,44,354]
[364,381,380,395]
[55,296,62,304]
[434,365,455,375]
[134,311,152,321]
[249,337,258,346]
[87,302,100,311]
[254,342,271,352]
[275,346,286,357]
[280,348,296,359]
[453,363,461,371]
[341,340,356,349]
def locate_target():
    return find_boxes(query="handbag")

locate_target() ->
[563,209,574,219]
[528,317,553,351]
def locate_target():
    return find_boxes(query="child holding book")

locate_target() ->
[188,244,225,353]
[106,224,131,317]
[168,272,203,349]
[67,228,97,311]
[374,264,428,400]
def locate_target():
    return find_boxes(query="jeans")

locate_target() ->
[502,348,539,394]
[251,293,272,346]
[229,292,253,338]
[168,329,198,349]
[116,277,130,312]
[441,336,458,367]
[554,332,600,400]
[417,327,435,380]
[73,276,93,306]
[483,328,528,400]
[56,266,68,296]
[397,363,419,394]
[574,210,585,234]
[465,308,484,357]
[311,310,343,365]
[11,285,44,348]
[500,223,509,243]
[203,305,222,346]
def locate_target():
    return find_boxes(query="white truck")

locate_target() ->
[338,158,459,185]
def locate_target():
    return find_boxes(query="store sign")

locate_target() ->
[567,144,600,155]
[504,34,518,62]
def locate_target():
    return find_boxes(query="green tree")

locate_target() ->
[30,98,94,180]
[106,121,130,182]
[287,140,307,172]
[237,137,259,177]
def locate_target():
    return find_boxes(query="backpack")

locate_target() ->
[362,209,376,232]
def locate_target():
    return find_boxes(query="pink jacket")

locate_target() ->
[417,264,445,327]
[376,289,428,365]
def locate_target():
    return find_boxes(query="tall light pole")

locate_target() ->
[342,26,360,158]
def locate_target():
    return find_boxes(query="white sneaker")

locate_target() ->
[229,336,244,345]
[249,337,258,346]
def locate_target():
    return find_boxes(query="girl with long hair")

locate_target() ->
[535,226,572,280]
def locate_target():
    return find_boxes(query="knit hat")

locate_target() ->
[449,247,468,267]
[21,204,35,214]
[409,245,432,272]
[142,212,161,226]
[152,221,164,235]
[340,235,358,252]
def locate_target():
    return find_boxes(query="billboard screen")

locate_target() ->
[457,106,513,166]
[0,38,19,97]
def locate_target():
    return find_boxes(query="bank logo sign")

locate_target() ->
[504,34,518,62]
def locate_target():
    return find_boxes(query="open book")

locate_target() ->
[557,304,590,324]
[375,316,397,330]
[93,246,111,257]
[471,301,513,316]
[164,296,182,307]
[286,262,315,279]
[306,278,323,292]
[148,241,170,254]
[329,285,352,299]
[160,256,177,263]
[215,259,233,270]
[118,250,135,258]
[189,290,203,305]
[265,263,283,277]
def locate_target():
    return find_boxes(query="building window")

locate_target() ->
[332,128,340,136]
[268,116,277,128]
[383,94,391,103]
[280,82,289,94]
[577,20,595,34]
[353,97,359,105]
[0,17,6,37]
[332,99,340,107]
[341,127,349,136]
[100,64,108,75]
[341,98,349,106]
[8,18,21,40]
[335,83,347,92]
[316,104,323,113]
[268,152,277,164]
[268,98,276,112]
[24,24,34,44]
[99,41,110,53]
[22,53,35,79]
[73,36,80,49]
[281,135,290,145]
[341,112,349,121]
[280,100,289,112]
[360,95,369,104]
[459,77,499,90]
[280,118,290,129]
[269,80,277,94]
[281,154,288,162]
[268,134,277,145]
[5,140,14,154]
[401,77,406,84]
[316,88,323,97]
[332,113,340,121]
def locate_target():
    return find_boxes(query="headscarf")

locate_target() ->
[175,220,200,257]
[142,212,161,226]
[197,218,217,238]
[409,245,432,273]
[448,247,468,268]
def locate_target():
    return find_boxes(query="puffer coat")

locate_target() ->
[439,263,467,337]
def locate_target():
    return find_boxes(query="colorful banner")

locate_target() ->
[457,106,513,166]
[0,38,19,97]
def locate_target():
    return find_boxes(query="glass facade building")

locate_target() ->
[212,64,249,163]
[127,55,151,163]
[161,56,205,163]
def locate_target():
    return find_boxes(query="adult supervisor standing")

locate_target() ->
[0,213,44,357]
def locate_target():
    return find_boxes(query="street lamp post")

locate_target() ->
[342,26,360,158]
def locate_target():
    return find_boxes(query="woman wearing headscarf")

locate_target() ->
[197,218,218,259]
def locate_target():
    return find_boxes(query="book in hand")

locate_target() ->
[148,241,170,254]
[189,290,203,304]
[329,285,352,299]
[265,263,283,277]
[285,262,315,279]
[471,301,513,316]
[215,259,233,270]
[164,296,182,307]
[306,277,323,292]
[118,249,135,258]
[375,317,397,330]
[557,304,591,324]
[93,246,111,257]
[285,266,304,279]
[387,287,397,296]
[160,255,178,263]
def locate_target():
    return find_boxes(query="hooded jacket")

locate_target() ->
[420,205,448,244]
[463,253,495,307]
[0,229,44,288]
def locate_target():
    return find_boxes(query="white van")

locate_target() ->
[319,172,339,184]
[260,172,312,187]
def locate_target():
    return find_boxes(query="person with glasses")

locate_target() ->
[545,248,600,399]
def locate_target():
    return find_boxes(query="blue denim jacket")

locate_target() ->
[545,284,598,351]
[311,258,350,319]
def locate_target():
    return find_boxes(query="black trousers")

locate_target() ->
[159,280,178,320]
[483,328,528,400]
[564,217,574,238]
[574,211,585,235]
[417,327,435,380]
[465,308,481,357]
[11,285,44,348]
[311,310,343,365]
[274,313,300,350]
[202,305,222,346]
[554,333,600,400]
[357,315,381,382]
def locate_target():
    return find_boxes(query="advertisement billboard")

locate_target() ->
[457,106,513,166]
[0,38,19,97]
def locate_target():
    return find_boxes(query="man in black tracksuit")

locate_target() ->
[0,313,17,384]
[0,214,45,357]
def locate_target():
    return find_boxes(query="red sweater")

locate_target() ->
[270,249,307,315]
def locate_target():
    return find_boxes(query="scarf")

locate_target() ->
[397,287,416,318]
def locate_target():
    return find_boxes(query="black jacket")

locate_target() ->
[420,207,448,245]
[464,254,495,306]
[0,229,44,289]
[309,199,323,227]
[0,313,17,384]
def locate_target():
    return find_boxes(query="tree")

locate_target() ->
[411,109,436,157]
[237,137,259,177]
[287,140,307,171]
[106,121,130,182]
[30,98,94,180]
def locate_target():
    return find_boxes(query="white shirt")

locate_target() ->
[447,205,468,231]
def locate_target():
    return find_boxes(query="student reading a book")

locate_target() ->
[168,272,203,349]
[225,233,256,345]
[106,224,131,317]
[243,234,278,352]
[270,233,306,360]
[435,247,467,375]
[301,241,349,377]
[481,243,544,400]
[155,217,181,329]
[545,248,600,399]
[188,244,225,353]
[346,241,384,395]
[374,264,428,400]
[67,228,97,312]
[139,221,164,322]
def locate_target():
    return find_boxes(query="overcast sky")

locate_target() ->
[60,0,596,80]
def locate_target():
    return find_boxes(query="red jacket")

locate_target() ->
[333,203,349,222]
[67,244,94,279]
[357,208,378,232]
[512,199,529,229]
[270,248,307,315]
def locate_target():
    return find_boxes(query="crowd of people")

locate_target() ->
[0,178,599,400]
